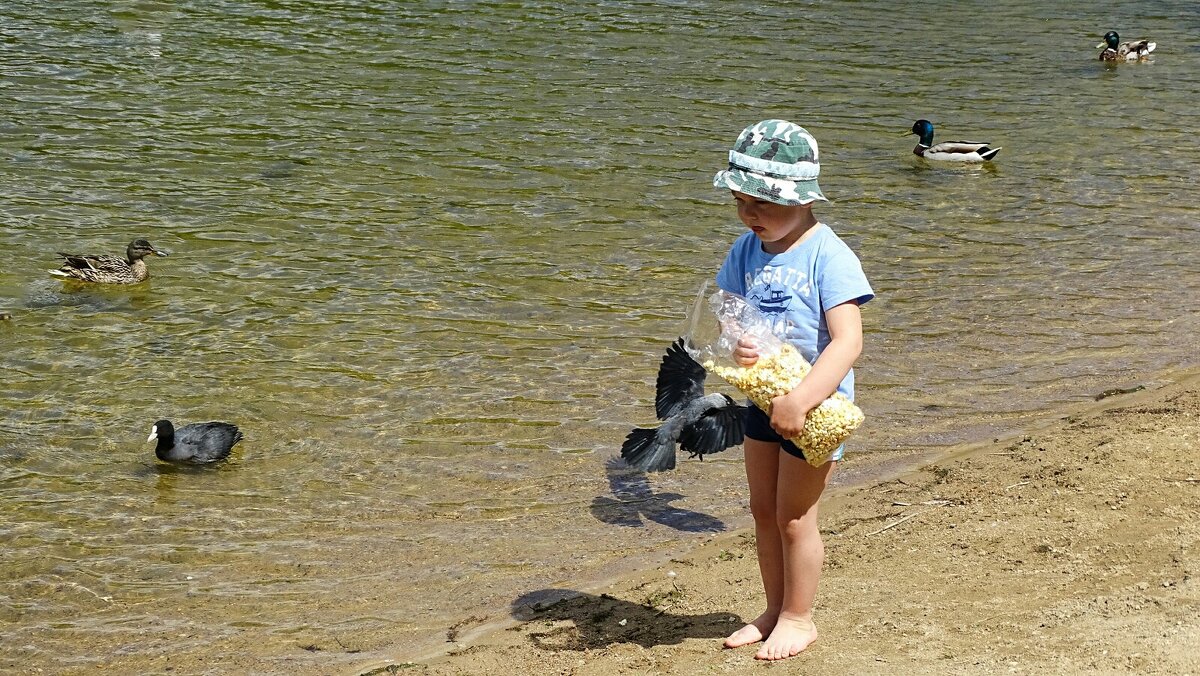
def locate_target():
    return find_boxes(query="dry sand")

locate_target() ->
[367,370,1200,675]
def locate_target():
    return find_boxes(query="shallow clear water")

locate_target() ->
[2,0,1198,671]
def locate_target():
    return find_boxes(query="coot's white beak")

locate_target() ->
[147,425,158,442]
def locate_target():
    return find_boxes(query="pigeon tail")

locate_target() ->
[620,427,676,472]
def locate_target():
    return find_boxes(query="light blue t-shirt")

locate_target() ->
[716,223,874,400]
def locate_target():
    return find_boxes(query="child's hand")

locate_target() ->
[768,391,810,439]
[733,336,760,366]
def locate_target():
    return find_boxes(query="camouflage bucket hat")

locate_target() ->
[713,119,827,206]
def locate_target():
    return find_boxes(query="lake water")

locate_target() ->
[2,0,1198,672]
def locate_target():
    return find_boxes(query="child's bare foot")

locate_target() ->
[723,612,776,648]
[754,614,817,660]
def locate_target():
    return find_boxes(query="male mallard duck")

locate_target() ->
[48,239,168,284]
[1098,31,1155,61]
[907,119,1001,163]
[148,419,243,464]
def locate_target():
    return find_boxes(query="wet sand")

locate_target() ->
[378,369,1199,675]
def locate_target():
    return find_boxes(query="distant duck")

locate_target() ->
[148,420,243,464]
[1098,31,1156,61]
[907,119,1001,163]
[49,239,168,284]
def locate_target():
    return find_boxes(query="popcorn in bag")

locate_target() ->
[684,285,864,467]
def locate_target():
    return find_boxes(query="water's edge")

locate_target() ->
[355,361,1200,672]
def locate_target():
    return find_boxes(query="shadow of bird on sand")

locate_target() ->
[510,588,739,651]
[589,457,725,533]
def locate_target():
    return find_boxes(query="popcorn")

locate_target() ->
[703,343,864,467]
[685,287,866,466]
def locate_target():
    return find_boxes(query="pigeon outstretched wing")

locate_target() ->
[679,398,746,459]
[655,337,707,420]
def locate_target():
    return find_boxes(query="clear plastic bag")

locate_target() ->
[683,282,788,368]
[683,284,864,466]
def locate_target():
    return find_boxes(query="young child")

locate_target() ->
[711,119,874,660]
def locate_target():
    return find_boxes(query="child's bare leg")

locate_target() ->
[756,454,834,661]
[724,438,783,648]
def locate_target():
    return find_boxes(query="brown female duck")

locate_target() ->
[48,239,168,284]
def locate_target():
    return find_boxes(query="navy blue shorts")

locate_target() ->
[743,404,845,462]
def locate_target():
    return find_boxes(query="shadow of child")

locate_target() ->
[510,588,739,651]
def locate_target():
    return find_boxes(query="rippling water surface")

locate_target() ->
[2,0,1198,671]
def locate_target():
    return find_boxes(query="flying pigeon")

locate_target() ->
[621,337,748,472]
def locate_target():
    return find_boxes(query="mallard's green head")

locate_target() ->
[126,239,168,262]
[909,119,935,147]
[1100,31,1120,49]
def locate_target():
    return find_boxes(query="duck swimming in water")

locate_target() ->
[907,119,1001,163]
[49,239,168,284]
[1098,31,1155,61]
[148,420,243,464]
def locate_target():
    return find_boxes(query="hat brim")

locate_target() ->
[713,168,827,206]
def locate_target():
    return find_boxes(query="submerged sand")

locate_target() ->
[34,372,1196,674]
[380,370,1199,675]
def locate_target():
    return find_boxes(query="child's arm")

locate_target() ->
[768,300,863,439]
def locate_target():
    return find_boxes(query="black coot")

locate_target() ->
[148,419,243,464]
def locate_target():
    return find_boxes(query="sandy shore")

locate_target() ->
[373,370,1200,675]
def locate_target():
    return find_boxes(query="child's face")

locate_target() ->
[732,191,812,250]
